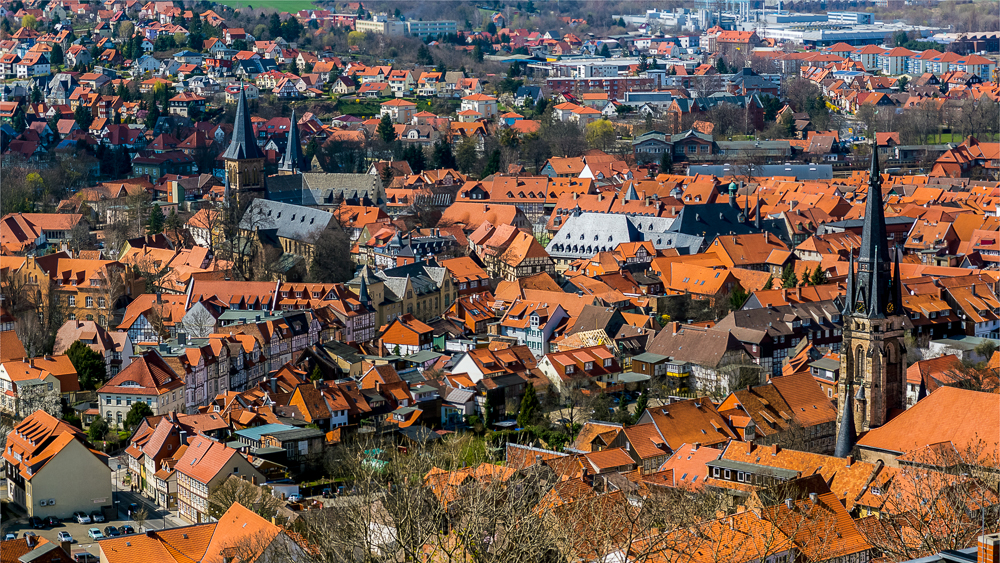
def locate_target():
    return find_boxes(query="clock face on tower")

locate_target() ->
[886,303,894,313]
[856,301,865,313]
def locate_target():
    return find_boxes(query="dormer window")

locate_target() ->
[565,365,574,375]
[584,361,594,371]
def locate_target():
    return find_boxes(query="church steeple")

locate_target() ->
[222,85,266,193]
[223,84,264,161]
[278,109,309,175]
[836,142,906,445]
[834,379,857,458]
[849,145,900,319]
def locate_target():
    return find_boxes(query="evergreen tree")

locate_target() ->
[486,21,497,35]
[30,85,41,104]
[50,42,64,66]
[599,43,611,58]
[67,340,107,390]
[617,17,626,27]
[632,388,649,424]
[716,57,729,74]
[144,103,160,131]
[780,111,796,138]
[516,383,540,427]
[781,263,797,288]
[729,281,749,311]
[146,204,165,234]
[377,113,396,143]
[482,394,494,424]
[88,416,109,442]
[638,52,648,72]
[432,140,455,169]
[124,402,154,430]
[481,148,501,177]
[11,107,26,133]
[74,104,93,129]
[472,44,483,63]
[310,365,323,381]
[268,12,281,38]
[659,151,672,173]
[416,44,434,66]
[809,264,827,286]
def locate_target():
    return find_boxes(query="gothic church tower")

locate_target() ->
[223,86,266,194]
[835,146,906,457]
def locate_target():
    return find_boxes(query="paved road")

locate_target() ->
[107,455,186,530]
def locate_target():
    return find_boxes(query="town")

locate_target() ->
[0,0,998,561]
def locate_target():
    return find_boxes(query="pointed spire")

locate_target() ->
[843,251,855,316]
[858,140,889,266]
[222,83,265,161]
[279,109,309,174]
[754,191,761,229]
[835,379,857,458]
[358,270,370,306]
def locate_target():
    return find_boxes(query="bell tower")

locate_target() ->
[222,85,266,194]
[835,145,906,457]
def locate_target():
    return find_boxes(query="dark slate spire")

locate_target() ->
[835,379,857,458]
[279,109,308,173]
[843,251,855,316]
[222,84,265,161]
[358,269,370,306]
[851,144,898,319]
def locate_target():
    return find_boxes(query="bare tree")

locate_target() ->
[208,475,285,521]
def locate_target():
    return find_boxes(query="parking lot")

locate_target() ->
[2,511,142,558]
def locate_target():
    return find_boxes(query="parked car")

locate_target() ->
[321,488,332,498]
[119,525,135,535]
[286,494,303,503]
[127,503,139,516]
[103,526,120,537]
[90,511,105,523]
[72,550,98,563]
[28,516,45,529]
[87,528,103,540]
[45,516,60,527]
[57,531,74,543]
[3,532,17,541]
[73,512,91,524]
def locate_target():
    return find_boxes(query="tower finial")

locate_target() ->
[835,378,857,458]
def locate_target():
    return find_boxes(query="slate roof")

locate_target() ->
[239,199,336,245]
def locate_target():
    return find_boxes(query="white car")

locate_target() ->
[58,531,74,543]
[87,528,103,540]
[286,494,303,503]
[73,512,91,524]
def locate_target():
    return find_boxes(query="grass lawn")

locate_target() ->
[334,98,383,117]
[215,0,316,11]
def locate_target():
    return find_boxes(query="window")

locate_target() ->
[116,397,122,405]
[713,467,720,477]
[98,297,106,308]
[604,358,612,368]
[68,296,76,307]
[724,469,731,479]
[86,296,94,308]
[565,365,574,375]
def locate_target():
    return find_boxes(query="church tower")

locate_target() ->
[278,109,309,175]
[835,146,906,457]
[223,86,266,194]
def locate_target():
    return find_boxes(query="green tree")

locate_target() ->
[729,281,749,311]
[780,111,796,138]
[897,76,908,92]
[455,136,479,174]
[472,44,484,62]
[377,113,396,143]
[88,416,109,443]
[164,208,182,239]
[482,394,494,424]
[146,204,165,235]
[481,148,501,177]
[416,44,434,66]
[124,401,154,430]
[659,151,673,173]
[431,140,456,169]
[584,119,615,151]
[632,388,649,424]
[809,264,827,286]
[486,21,497,35]
[74,104,93,129]
[599,43,611,58]
[781,263,797,288]
[21,14,37,29]
[310,365,323,381]
[50,43,64,66]
[67,340,107,390]
[516,383,540,427]
[144,103,160,131]
[716,57,728,74]
[268,12,281,38]
[11,107,26,133]
[638,52,648,72]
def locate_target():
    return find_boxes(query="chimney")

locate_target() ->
[313,379,320,389]
[25,535,36,548]
[270,377,276,393]
[146,530,157,538]
[809,492,818,504]
[979,533,1000,563]
[773,444,780,455]
[784,498,794,510]
[177,331,186,346]
[156,292,162,304]
[845,455,853,467]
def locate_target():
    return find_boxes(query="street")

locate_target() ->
[107,455,187,531]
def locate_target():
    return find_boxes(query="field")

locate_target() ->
[214,0,317,11]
